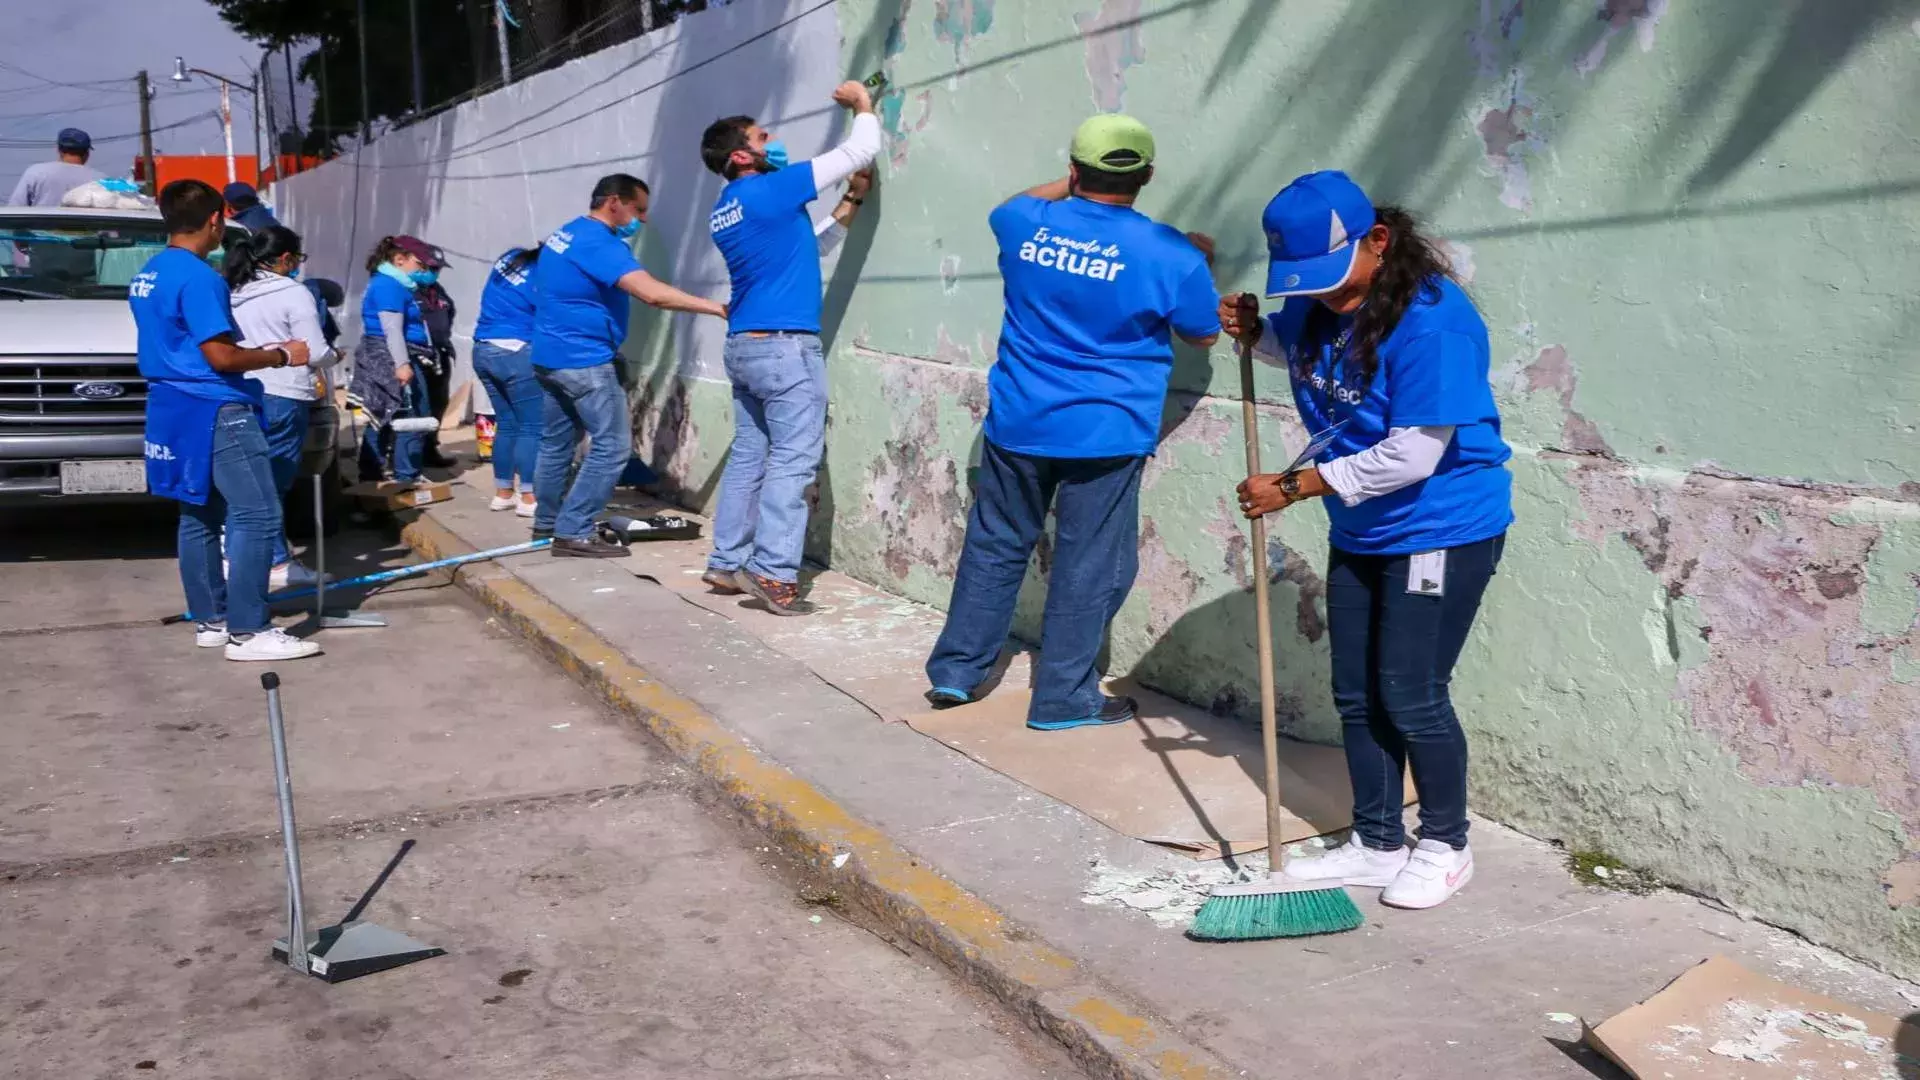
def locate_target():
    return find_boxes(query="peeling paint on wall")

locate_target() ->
[1076,0,1147,112]
[1522,345,1612,456]
[1475,77,1546,212]
[1575,0,1671,77]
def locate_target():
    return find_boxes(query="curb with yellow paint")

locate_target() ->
[401,515,1238,1080]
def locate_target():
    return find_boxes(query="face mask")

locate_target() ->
[286,265,302,281]
[410,269,438,286]
[615,218,642,240]
[376,262,418,290]
[761,140,789,170]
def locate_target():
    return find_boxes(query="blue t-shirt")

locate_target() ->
[473,248,538,342]
[982,195,1221,459]
[129,245,256,404]
[1267,276,1513,555]
[709,165,822,334]
[360,271,430,345]
[532,215,643,370]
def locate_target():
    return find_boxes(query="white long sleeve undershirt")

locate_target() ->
[1252,323,1453,506]
[808,112,882,195]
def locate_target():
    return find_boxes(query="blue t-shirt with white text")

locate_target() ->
[474,248,538,342]
[709,165,822,333]
[129,245,256,404]
[532,215,643,369]
[983,195,1220,459]
[1267,276,1513,555]
[360,272,430,345]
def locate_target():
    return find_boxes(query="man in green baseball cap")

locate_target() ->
[924,114,1222,732]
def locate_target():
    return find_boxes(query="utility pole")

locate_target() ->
[639,1,654,35]
[495,0,513,86]
[136,69,156,195]
[408,0,424,115]
[356,0,371,142]
[252,66,265,185]
[283,43,302,149]
[318,48,332,144]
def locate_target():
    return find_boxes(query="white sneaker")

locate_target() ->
[515,499,536,518]
[1382,839,1474,909]
[489,493,518,511]
[1277,833,1410,889]
[194,621,229,648]
[225,627,321,662]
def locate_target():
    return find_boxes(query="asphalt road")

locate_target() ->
[0,502,1073,1080]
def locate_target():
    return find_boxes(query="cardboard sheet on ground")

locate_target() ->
[593,491,1385,857]
[1584,955,1920,1079]
[903,657,1395,857]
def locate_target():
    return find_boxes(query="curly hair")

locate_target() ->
[1301,205,1456,388]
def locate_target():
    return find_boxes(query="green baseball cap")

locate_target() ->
[1069,113,1155,174]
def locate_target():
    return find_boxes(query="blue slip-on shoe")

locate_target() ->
[925,686,973,710]
[1027,695,1138,732]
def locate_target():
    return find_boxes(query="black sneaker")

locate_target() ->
[551,535,631,559]
[531,527,554,541]
[1027,695,1137,732]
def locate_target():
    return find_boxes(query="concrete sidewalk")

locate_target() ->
[406,476,1920,1080]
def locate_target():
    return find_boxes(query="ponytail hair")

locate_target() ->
[365,234,403,274]
[501,244,541,275]
[1301,205,1456,389]
[223,224,304,291]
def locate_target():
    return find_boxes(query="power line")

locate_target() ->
[0,109,218,149]
[0,58,141,93]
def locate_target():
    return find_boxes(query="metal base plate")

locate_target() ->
[273,920,443,983]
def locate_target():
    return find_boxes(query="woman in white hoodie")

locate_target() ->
[227,225,336,588]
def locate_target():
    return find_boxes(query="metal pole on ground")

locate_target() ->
[264,672,312,975]
[310,470,387,630]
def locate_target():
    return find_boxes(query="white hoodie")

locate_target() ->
[232,272,337,401]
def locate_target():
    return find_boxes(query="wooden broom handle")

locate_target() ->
[1237,336,1286,865]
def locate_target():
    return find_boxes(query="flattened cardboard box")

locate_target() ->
[1584,955,1920,1078]
[347,480,452,510]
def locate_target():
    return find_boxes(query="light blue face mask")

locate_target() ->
[762,140,789,170]
[376,262,418,290]
[410,269,438,286]
[615,217,643,240]
[286,265,302,281]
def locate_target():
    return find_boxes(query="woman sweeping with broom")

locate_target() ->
[1198,172,1511,936]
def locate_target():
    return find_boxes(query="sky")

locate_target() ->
[0,0,310,197]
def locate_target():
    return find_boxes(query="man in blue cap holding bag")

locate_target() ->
[923,113,1221,731]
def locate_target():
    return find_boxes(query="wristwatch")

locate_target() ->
[1279,472,1301,499]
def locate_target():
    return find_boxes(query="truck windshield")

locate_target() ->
[0,218,219,300]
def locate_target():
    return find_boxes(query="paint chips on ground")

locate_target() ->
[1584,956,1920,1079]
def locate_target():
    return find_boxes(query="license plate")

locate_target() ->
[59,459,147,495]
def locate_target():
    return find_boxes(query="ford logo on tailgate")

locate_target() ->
[73,381,126,400]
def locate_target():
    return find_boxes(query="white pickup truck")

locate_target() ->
[0,206,344,526]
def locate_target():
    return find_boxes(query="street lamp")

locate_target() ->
[171,56,259,185]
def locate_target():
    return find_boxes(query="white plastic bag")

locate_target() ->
[58,178,154,210]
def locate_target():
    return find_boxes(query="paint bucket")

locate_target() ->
[475,413,496,462]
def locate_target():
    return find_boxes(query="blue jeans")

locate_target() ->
[259,393,309,566]
[1327,534,1505,851]
[358,361,429,482]
[472,341,542,491]
[532,361,631,541]
[707,333,827,584]
[926,441,1144,724]
[179,403,283,633]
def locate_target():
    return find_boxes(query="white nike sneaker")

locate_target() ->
[225,627,322,662]
[1277,833,1410,889]
[194,621,229,648]
[1382,838,1474,909]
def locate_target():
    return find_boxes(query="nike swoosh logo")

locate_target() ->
[1446,863,1470,887]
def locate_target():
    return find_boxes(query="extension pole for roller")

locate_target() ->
[264,672,312,975]
[311,470,387,629]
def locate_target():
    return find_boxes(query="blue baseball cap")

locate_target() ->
[1262,170,1377,298]
[56,128,91,153]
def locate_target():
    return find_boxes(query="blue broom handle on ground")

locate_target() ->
[163,539,552,623]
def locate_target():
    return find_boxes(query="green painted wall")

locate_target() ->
[632,0,1920,976]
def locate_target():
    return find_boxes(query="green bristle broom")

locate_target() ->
[1189,331,1365,942]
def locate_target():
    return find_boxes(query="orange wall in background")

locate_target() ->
[147,154,325,195]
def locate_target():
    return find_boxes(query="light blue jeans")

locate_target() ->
[707,333,827,584]
[179,403,282,633]
[472,341,542,491]
[532,361,631,541]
